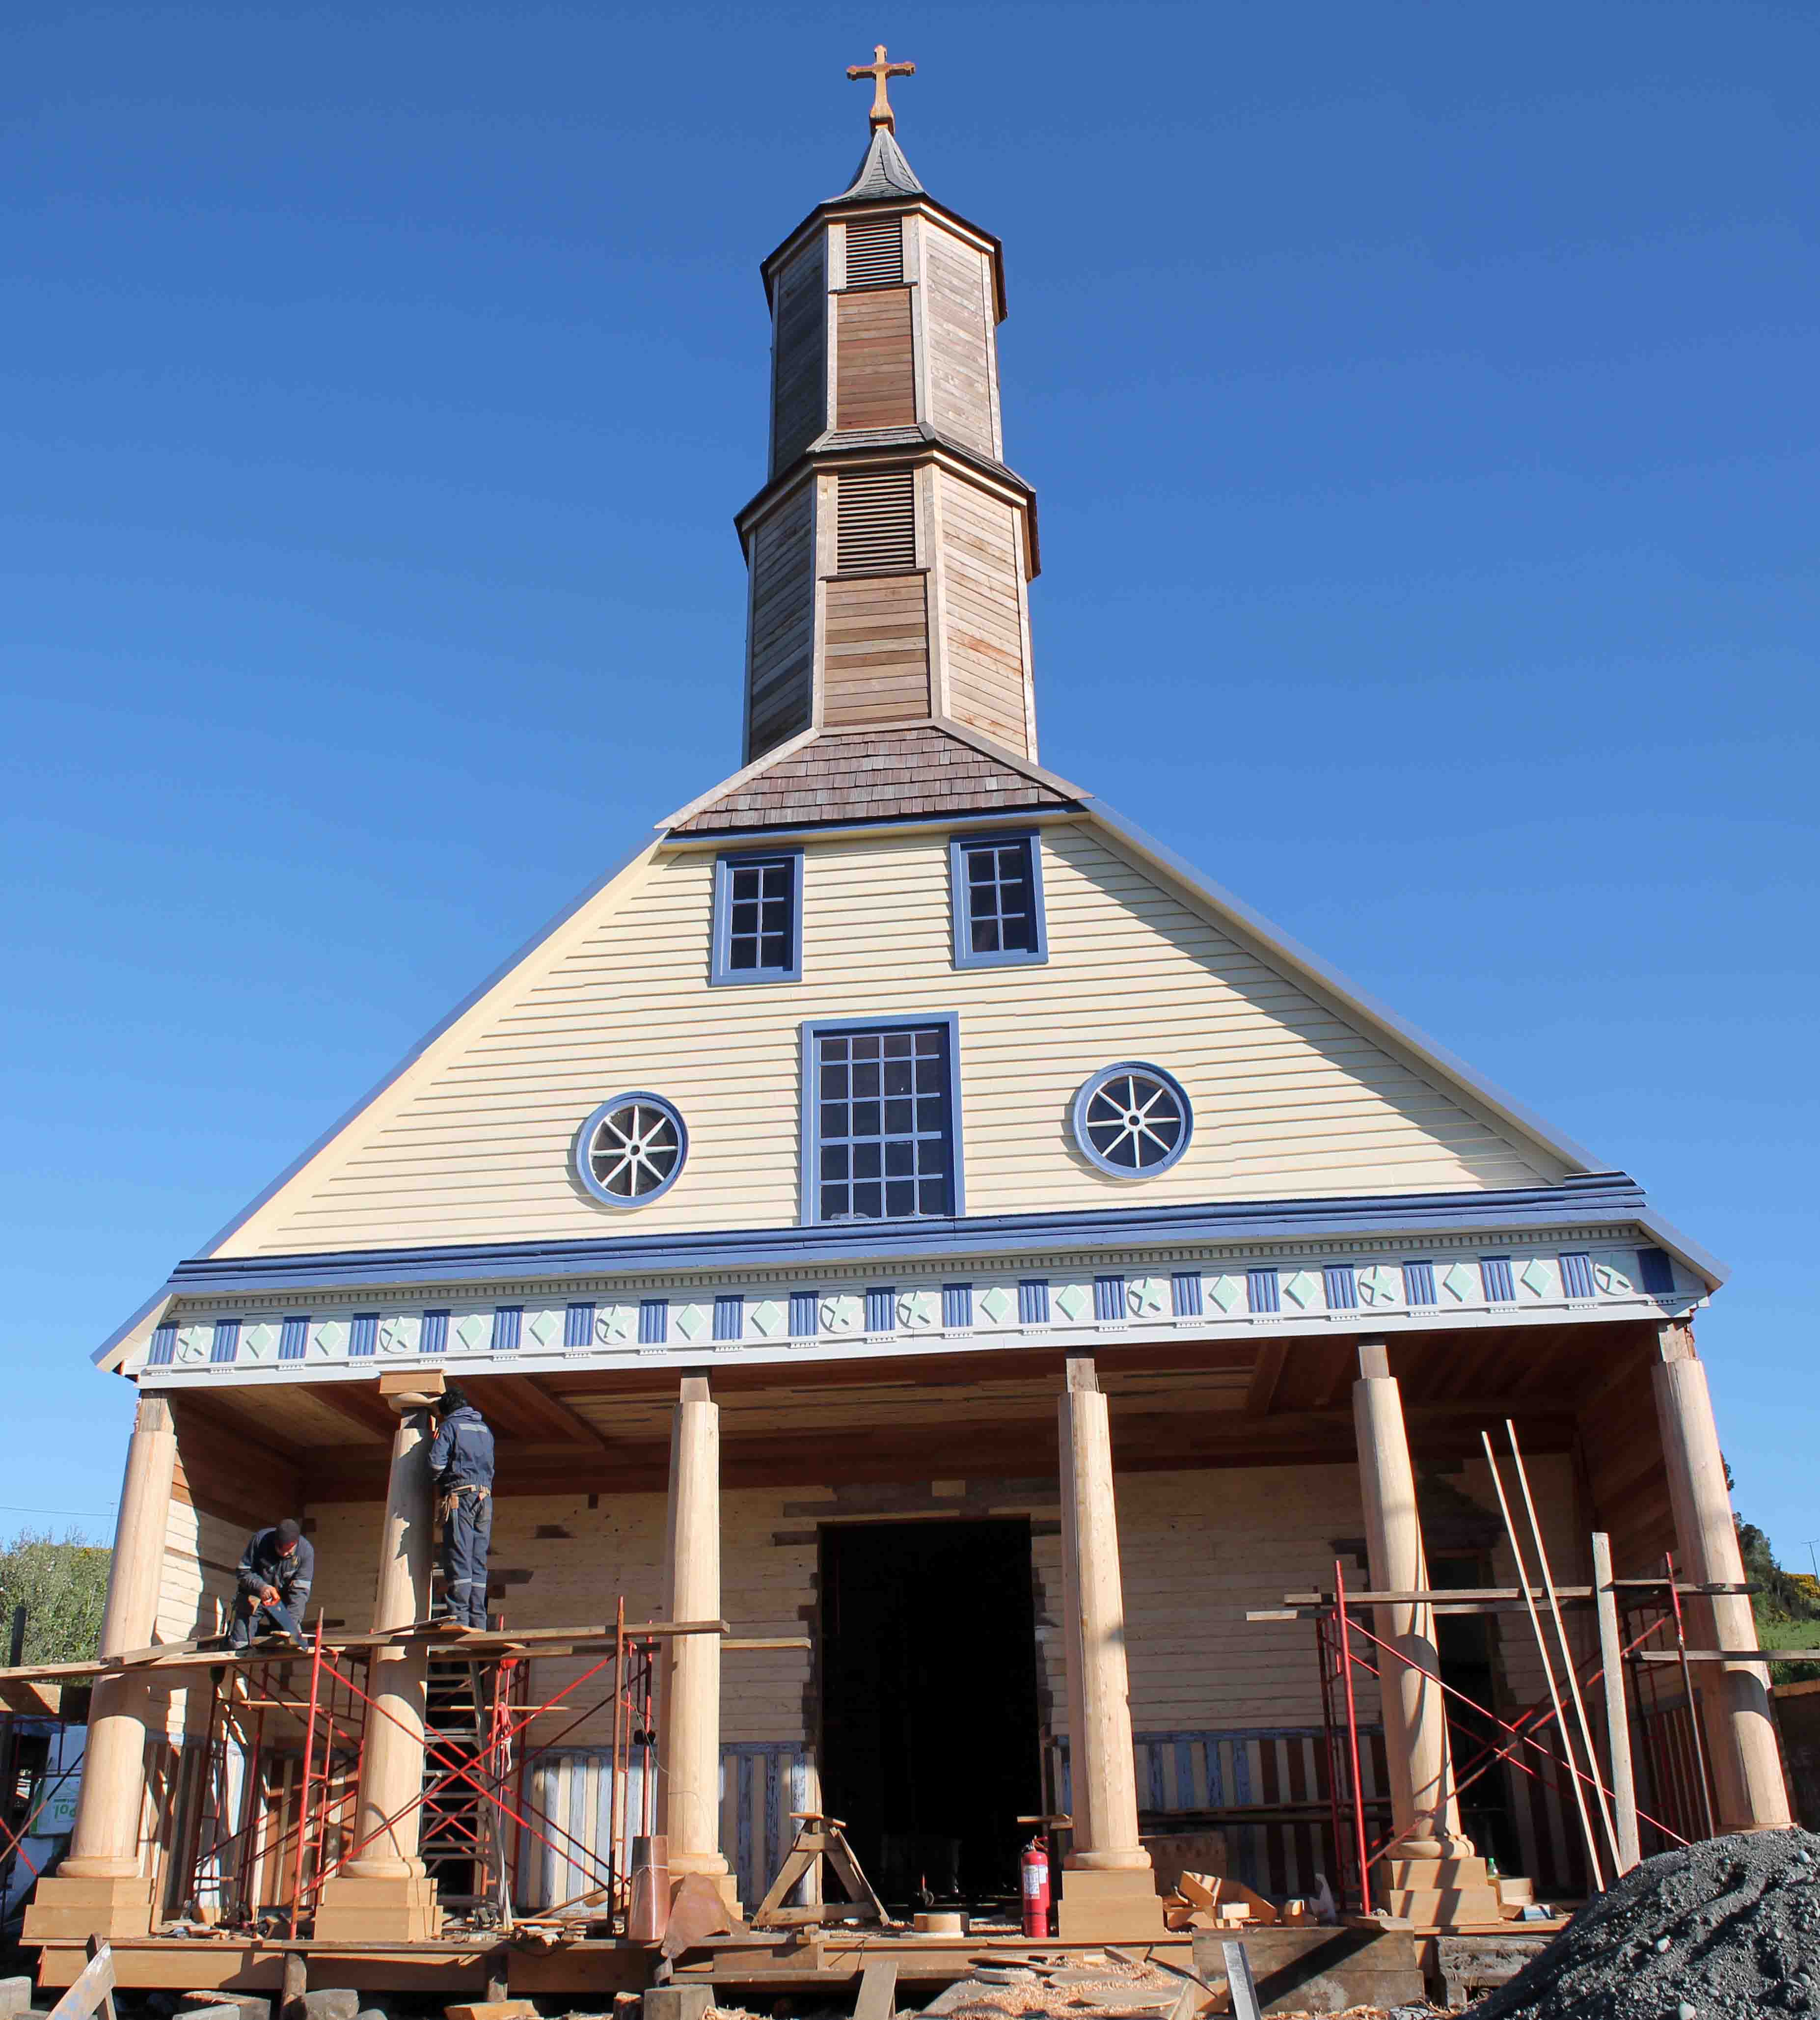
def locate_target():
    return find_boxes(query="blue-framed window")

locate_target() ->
[800,1014,962,1224]
[1071,1062,1194,1179]
[950,831,1047,968]
[573,1092,689,1208]
[712,849,803,984]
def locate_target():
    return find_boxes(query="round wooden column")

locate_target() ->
[61,1394,177,1880]
[1653,1325,1792,1831]
[315,1375,442,1942]
[1054,1359,1164,1938]
[1351,1344,1467,1858]
[659,1375,732,1896]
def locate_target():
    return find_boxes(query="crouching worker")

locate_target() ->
[231,1517,313,1647]
[431,1384,495,1629]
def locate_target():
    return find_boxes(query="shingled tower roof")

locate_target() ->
[833,126,925,203]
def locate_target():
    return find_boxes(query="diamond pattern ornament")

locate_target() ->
[242,1323,277,1362]
[176,1326,210,1364]
[599,1305,636,1345]
[750,1299,786,1338]
[311,1319,348,1359]
[456,1313,489,1351]
[1594,1260,1633,1296]
[378,1314,420,1355]
[675,1304,710,1343]
[526,1310,560,1348]
[1128,1278,1168,1319]
[1054,1283,1089,1323]
[978,1285,1014,1325]
[1358,1265,1399,1307]
[1208,1274,1243,1314]
[1283,1271,1320,1310]
[897,1289,939,1330]
[1441,1263,1476,1304]
[1520,1259,1556,1299]
[820,1294,863,1334]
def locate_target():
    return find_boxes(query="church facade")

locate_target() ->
[27,69,1789,1977]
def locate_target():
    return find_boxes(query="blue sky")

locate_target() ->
[4,3,1816,1561]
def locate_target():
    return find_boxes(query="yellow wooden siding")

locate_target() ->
[221,819,1560,1256]
[822,573,930,725]
[934,470,1030,750]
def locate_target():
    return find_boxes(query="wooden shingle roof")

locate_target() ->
[665,722,1084,837]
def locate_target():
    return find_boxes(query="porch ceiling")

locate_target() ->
[161,1320,1643,1508]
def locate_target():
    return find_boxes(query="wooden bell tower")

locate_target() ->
[736,55,1042,764]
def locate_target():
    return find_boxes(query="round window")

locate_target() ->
[573,1092,688,1207]
[1071,1062,1193,1178]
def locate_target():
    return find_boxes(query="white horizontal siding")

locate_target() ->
[223,820,1559,1256]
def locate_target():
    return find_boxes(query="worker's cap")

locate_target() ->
[275,1519,302,1548]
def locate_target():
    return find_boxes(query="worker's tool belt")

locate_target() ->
[438,1482,492,1521]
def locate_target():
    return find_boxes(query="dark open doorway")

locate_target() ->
[819,1518,1042,1910]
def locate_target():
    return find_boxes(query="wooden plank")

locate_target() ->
[47,1938,115,2020]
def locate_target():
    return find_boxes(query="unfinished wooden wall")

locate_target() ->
[822,573,929,725]
[744,482,816,757]
[835,287,916,430]
[920,223,997,458]
[769,237,826,474]
[933,468,1030,751]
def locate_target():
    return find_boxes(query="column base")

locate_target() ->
[1057,1865,1168,1940]
[23,1874,156,1941]
[313,1873,442,1942]
[1372,1855,1502,1927]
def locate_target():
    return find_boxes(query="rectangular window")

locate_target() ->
[804,1016,960,1223]
[843,215,904,287]
[950,832,1047,968]
[712,849,802,984]
[836,468,916,572]
[1402,1261,1437,1308]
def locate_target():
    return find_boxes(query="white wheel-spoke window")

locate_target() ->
[1071,1063,1193,1179]
[574,1092,688,1207]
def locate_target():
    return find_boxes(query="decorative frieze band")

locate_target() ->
[133,1236,1696,1379]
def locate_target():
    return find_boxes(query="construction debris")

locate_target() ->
[1473,1826,1820,2018]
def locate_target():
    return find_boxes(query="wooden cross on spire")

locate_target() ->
[846,44,915,133]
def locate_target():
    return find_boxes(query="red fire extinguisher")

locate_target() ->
[1021,1833,1052,1939]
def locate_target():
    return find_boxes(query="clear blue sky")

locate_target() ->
[4,4,1816,1562]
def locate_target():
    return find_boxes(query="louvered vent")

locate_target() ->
[837,469,916,572]
[844,216,904,287]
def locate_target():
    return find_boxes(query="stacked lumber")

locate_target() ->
[1158,1870,1313,1932]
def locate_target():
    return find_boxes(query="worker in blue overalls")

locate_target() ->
[429,1385,495,1630]
[230,1519,313,1647]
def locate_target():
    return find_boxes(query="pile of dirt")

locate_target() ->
[1473,1827,1820,2017]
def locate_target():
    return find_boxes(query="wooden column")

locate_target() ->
[1055,1358,1164,1938]
[1352,1343,1498,1925]
[1653,1321,1792,1831]
[24,1395,176,1939]
[315,1371,443,1941]
[658,1375,734,1906]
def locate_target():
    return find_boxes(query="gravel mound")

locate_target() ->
[1473,1827,1820,2018]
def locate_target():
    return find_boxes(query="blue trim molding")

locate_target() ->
[710,847,804,986]
[949,830,1049,970]
[159,1171,1686,1298]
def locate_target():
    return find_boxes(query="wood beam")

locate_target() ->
[1246,1340,1288,1416]
[486,1373,614,1452]
[302,1382,401,1444]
